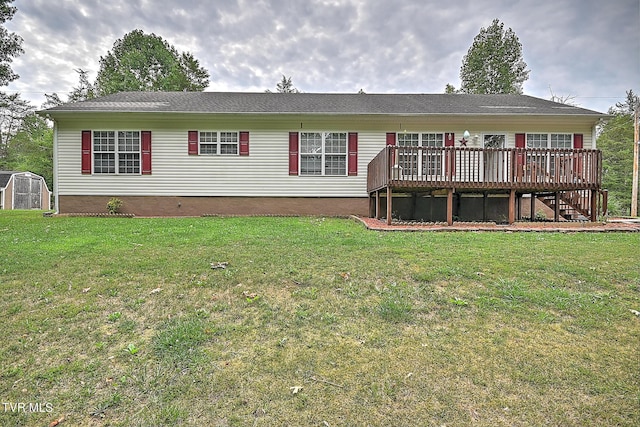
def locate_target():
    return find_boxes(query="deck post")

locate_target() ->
[447,189,454,226]
[375,190,380,219]
[483,192,488,221]
[530,192,536,220]
[554,192,560,221]
[590,189,597,222]
[386,187,392,225]
[508,189,516,224]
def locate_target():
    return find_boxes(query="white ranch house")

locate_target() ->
[40,92,607,223]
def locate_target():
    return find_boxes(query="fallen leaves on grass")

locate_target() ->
[149,287,162,294]
[49,416,65,427]
[290,386,303,394]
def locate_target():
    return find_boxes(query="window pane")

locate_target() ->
[200,132,217,143]
[422,133,443,147]
[94,153,115,174]
[325,155,346,175]
[484,134,505,148]
[527,134,547,148]
[397,133,419,147]
[220,144,238,155]
[219,132,238,144]
[200,144,217,154]
[118,131,140,152]
[551,134,572,149]
[300,155,322,175]
[325,133,346,153]
[93,131,115,151]
[118,153,140,174]
[300,133,322,154]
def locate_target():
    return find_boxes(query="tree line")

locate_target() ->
[0,1,636,215]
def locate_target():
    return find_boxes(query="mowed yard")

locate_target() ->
[0,211,638,426]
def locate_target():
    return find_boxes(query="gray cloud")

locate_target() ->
[5,0,638,113]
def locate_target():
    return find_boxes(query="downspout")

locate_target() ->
[48,115,59,214]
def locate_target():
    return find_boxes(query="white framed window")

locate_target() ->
[300,132,347,176]
[93,131,140,174]
[526,133,573,148]
[198,131,239,155]
[550,134,572,149]
[525,133,574,177]
[397,132,444,176]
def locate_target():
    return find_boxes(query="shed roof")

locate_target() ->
[41,92,606,117]
[0,171,46,189]
[0,171,20,188]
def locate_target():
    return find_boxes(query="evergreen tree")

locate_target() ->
[597,90,640,215]
[266,75,300,93]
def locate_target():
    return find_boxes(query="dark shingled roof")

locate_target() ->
[0,171,20,188]
[41,91,605,117]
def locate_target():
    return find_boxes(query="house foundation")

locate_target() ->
[58,195,370,217]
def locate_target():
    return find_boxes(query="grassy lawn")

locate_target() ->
[0,211,638,426]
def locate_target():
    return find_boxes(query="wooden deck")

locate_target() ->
[367,146,605,224]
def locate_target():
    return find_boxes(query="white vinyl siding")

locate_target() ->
[56,128,384,197]
[54,115,595,198]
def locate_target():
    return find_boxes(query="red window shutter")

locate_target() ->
[348,132,358,176]
[386,132,396,146]
[239,131,249,156]
[573,134,584,175]
[188,130,199,155]
[289,132,299,175]
[444,132,455,147]
[444,132,455,176]
[573,134,583,149]
[515,133,526,174]
[141,131,152,174]
[81,130,92,174]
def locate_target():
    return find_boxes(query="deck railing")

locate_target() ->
[367,146,602,193]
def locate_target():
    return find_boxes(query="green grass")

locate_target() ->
[0,211,639,426]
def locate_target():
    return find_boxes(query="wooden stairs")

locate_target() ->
[537,190,596,221]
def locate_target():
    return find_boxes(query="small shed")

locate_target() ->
[0,171,51,210]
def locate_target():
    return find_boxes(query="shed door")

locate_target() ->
[13,175,42,209]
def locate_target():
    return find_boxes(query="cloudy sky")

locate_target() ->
[4,0,639,113]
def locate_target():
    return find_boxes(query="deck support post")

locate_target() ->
[530,192,536,220]
[447,188,454,226]
[590,189,597,222]
[554,192,560,221]
[483,192,488,221]
[508,189,516,224]
[375,190,380,219]
[386,187,392,225]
